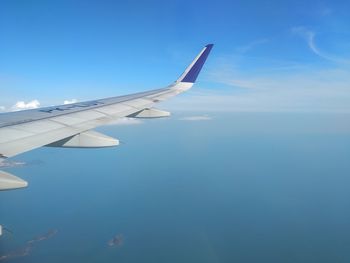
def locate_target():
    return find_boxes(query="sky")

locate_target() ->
[1,0,350,112]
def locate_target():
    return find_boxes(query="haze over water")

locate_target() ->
[1,112,350,262]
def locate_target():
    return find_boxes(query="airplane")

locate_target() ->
[0,44,213,236]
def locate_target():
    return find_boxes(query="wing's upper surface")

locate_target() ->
[0,44,213,190]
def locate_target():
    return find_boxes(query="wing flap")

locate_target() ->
[46,130,119,148]
[0,170,28,190]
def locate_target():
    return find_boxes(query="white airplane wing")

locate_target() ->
[0,44,213,190]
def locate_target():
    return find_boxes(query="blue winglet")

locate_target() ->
[178,44,214,83]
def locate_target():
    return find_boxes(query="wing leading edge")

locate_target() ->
[0,44,213,190]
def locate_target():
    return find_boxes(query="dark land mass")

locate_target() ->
[0,229,58,261]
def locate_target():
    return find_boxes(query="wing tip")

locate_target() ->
[178,44,214,83]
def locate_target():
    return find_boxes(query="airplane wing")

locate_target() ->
[0,44,213,190]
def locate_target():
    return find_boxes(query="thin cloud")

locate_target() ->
[179,115,212,121]
[106,117,143,126]
[291,27,324,59]
[0,160,27,168]
[236,38,269,53]
[292,26,350,64]
[318,6,332,16]
[165,49,350,113]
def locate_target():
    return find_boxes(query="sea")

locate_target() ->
[1,112,350,262]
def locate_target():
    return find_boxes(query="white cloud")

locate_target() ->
[11,100,40,111]
[179,115,212,121]
[63,99,78,104]
[0,106,5,112]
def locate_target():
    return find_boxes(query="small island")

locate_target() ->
[107,234,124,248]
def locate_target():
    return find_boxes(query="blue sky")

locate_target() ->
[1,0,350,112]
